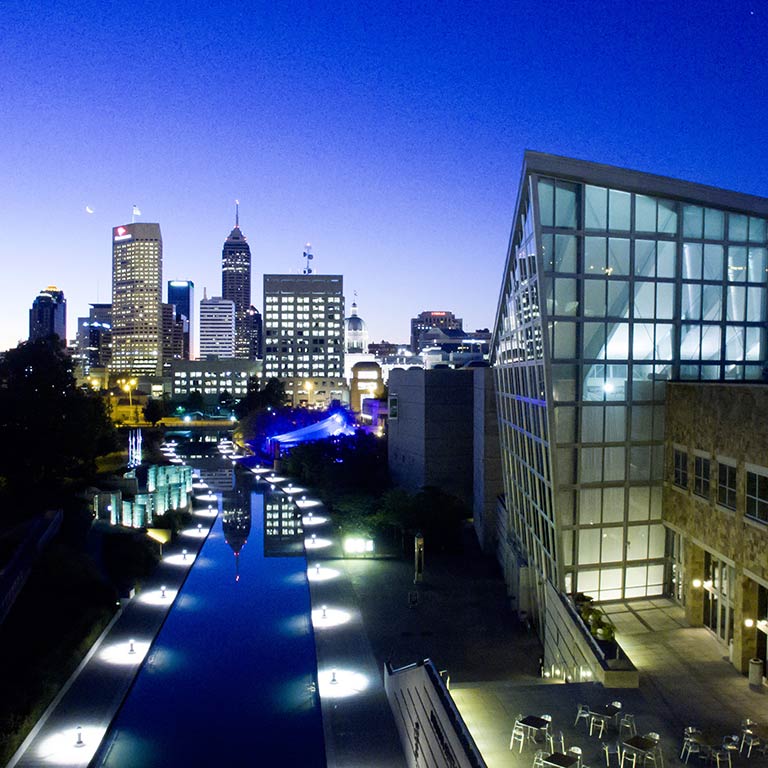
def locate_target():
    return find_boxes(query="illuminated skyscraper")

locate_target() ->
[168,280,194,359]
[29,286,66,344]
[263,273,345,406]
[200,294,235,359]
[110,223,163,377]
[222,204,252,359]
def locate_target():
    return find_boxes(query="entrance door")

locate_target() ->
[703,553,734,645]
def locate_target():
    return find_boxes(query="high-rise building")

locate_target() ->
[263,273,345,406]
[110,222,163,377]
[168,280,194,359]
[29,286,66,344]
[222,205,252,359]
[161,302,185,367]
[199,294,235,360]
[490,151,768,673]
[76,303,112,378]
[245,305,263,359]
[410,310,463,353]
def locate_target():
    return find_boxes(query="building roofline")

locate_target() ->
[522,150,768,215]
[490,150,768,361]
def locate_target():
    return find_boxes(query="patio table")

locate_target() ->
[543,752,579,768]
[622,735,659,768]
[520,715,550,742]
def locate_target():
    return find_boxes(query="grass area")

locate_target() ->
[95,450,129,475]
[0,537,116,764]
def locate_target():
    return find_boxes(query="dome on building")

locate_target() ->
[345,301,368,354]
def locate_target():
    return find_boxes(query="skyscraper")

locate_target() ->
[76,303,112,378]
[199,294,235,360]
[490,151,768,672]
[110,222,163,377]
[168,280,194,360]
[29,286,66,344]
[263,273,345,406]
[245,305,263,359]
[222,204,252,359]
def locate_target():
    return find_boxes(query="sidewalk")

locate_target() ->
[7,497,217,768]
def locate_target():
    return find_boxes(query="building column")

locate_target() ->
[735,575,759,674]
[685,541,705,626]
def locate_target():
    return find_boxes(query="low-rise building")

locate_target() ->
[170,358,261,406]
[663,382,768,679]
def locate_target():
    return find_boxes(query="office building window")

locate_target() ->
[717,462,737,510]
[746,469,768,523]
[693,455,711,499]
[673,449,688,489]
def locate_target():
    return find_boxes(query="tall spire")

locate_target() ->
[235,199,240,229]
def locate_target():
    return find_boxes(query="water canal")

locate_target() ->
[94,447,326,766]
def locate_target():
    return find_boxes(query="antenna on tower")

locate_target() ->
[302,243,314,274]
[235,199,240,228]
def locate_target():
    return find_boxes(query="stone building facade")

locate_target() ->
[664,382,768,678]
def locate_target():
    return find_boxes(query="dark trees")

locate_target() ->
[0,339,116,521]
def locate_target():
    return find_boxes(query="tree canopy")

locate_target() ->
[0,339,116,521]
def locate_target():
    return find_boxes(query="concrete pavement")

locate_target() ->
[6,501,217,767]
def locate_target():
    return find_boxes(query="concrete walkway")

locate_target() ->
[6,498,217,767]
[300,494,768,768]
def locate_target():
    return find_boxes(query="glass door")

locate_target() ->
[703,552,734,645]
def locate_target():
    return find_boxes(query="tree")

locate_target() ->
[186,390,205,412]
[0,339,116,521]
[233,377,286,420]
[143,397,166,426]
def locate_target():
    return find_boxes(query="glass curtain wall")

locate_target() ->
[495,164,768,603]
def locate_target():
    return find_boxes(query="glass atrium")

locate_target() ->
[493,152,768,605]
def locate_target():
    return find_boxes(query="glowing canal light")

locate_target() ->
[318,667,369,699]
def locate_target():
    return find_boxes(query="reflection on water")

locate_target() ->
[199,466,235,492]
[94,449,325,767]
[264,491,305,557]
[222,488,251,582]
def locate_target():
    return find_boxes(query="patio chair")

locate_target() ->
[740,730,760,758]
[644,743,664,768]
[510,722,526,752]
[591,714,607,739]
[568,746,583,768]
[680,737,701,764]
[621,748,638,768]
[533,749,548,768]
[602,740,621,767]
[547,730,566,754]
[710,748,731,768]
[575,704,591,729]
[619,714,637,738]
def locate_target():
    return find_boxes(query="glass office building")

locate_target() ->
[492,152,768,628]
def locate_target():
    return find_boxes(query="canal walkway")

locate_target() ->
[6,488,217,767]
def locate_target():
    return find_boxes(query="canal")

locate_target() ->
[93,451,325,766]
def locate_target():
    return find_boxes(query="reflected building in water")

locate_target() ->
[223,490,252,582]
[263,490,304,557]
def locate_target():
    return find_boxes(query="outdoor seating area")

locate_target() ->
[505,699,768,768]
[681,720,768,766]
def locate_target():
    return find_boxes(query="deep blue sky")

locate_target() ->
[2,0,767,352]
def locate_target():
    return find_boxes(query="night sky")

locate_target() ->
[2,0,767,352]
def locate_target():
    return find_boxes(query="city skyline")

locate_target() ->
[2,1,768,352]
